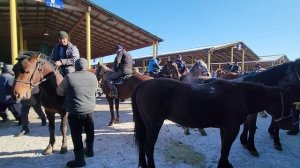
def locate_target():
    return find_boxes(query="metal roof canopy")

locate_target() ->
[126,41,260,71]
[0,0,162,64]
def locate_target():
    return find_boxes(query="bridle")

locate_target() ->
[15,60,58,88]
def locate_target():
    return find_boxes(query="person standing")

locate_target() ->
[15,86,47,136]
[57,58,97,168]
[106,45,133,97]
[0,63,22,124]
[50,31,80,76]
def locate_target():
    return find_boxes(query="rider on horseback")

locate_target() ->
[106,45,133,97]
[175,54,188,75]
[147,57,161,77]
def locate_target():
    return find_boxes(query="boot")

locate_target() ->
[84,143,94,157]
[17,117,22,126]
[108,81,118,97]
[66,149,86,168]
[15,126,29,137]
[41,118,47,126]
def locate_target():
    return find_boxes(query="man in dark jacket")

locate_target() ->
[57,58,97,168]
[50,31,80,76]
[175,54,187,75]
[0,63,21,124]
[15,86,47,137]
[106,45,133,97]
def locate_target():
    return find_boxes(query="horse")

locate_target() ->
[132,78,292,168]
[96,63,152,126]
[12,51,68,155]
[181,59,211,136]
[145,61,181,80]
[220,60,300,156]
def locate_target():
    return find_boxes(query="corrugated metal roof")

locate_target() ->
[0,0,162,63]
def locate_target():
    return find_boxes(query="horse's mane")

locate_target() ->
[18,51,56,69]
[97,63,113,81]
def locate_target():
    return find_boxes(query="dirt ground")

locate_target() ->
[0,96,299,168]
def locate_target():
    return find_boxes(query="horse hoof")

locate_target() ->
[60,147,68,154]
[114,119,120,124]
[107,121,113,126]
[274,145,282,151]
[184,130,190,135]
[249,150,259,157]
[199,129,207,136]
[43,149,53,155]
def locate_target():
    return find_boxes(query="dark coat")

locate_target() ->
[113,49,133,75]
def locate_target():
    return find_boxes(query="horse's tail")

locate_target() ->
[131,86,146,153]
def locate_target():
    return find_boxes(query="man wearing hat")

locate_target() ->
[0,63,22,124]
[50,31,80,76]
[106,45,133,97]
[57,58,98,167]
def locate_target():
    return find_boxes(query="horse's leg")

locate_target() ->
[43,112,55,155]
[246,113,259,156]
[145,120,164,168]
[114,99,120,123]
[183,126,190,135]
[218,126,240,168]
[239,121,248,148]
[106,96,115,126]
[268,119,275,138]
[271,119,282,151]
[60,112,68,154]
[198,128,207,136]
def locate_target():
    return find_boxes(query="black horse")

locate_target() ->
[132,78,291,168]
[235,59,300,156]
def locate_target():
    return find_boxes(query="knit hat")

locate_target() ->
[115,45,123,51]
[2,64,14,75]
[75,58,88,71]
[58,31,68,38]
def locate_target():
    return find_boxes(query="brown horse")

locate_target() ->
[144,61,181,80]
[12,51,68,155]
[132,78,291,168]
[97,63,152,126]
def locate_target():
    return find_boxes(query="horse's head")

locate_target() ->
[13,52,54,100]
[190,60,210,77]
[161,61,181,80]
[216,68,225,78]
[96,62,112,81]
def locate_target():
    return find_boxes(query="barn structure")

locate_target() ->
[0,0,162,66]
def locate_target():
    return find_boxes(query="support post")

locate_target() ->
[10,0,18,64]
[86,7,91,68]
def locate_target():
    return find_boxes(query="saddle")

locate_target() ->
[113,74,132,85]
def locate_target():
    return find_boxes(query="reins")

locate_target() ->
[15,60,59,88]
[274,91,292,122]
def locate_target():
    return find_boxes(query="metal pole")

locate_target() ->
[10,0,18,64]
[86,6,91,68]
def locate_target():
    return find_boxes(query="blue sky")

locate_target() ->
[93,0,300,63]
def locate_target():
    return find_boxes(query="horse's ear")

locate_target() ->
[28,53,41,62]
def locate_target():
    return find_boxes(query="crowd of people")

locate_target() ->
[1,30,299,168]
